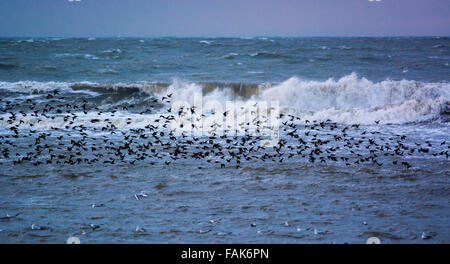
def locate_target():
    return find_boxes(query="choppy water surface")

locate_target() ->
[0,37,449,243]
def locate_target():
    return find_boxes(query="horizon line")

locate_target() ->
[0,35,449,39]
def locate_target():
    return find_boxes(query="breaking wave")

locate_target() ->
[0,73,448,125]
[258,73,449,124]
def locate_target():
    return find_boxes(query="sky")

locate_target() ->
[0,0,449,37]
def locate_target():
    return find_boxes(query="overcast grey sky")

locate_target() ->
[0,0,449,37]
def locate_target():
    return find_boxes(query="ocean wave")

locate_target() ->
[199,40,211,45]
[432,44,446,49]
[54,53,100,60]
[257,73,449,124]
[337,45,352,50]
[199,40,222,46]
[97,68,119,74]
[17,39,34,43]
[223,52,239,59]
[70,81,262,99]
[247,52,286,58]
[0,81,100,96]
[0,81,72,93]
[102,48,123,54]
[222,51,286,59]
[1,74,448,125]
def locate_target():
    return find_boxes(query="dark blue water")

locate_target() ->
[0,37,449,83]
[0,37,449,244]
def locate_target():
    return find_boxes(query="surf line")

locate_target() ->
[180,248,215,262]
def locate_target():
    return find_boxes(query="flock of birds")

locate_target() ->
[0,89,449,170]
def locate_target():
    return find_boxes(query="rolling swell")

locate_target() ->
[70,81,263,98]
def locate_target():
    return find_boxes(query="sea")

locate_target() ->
[0,37,449,243]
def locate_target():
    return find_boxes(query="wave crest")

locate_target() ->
[1,74,448,125]
[258,73,449,124]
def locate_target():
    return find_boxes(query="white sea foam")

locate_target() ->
[0,81,100,96]
[157,79,234,105]
[54,53,99,60]
[102,48,122,54]
[256,73,449,124]
[153,74,449,125]
[1,74,448,125]
[0,81,72,93]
